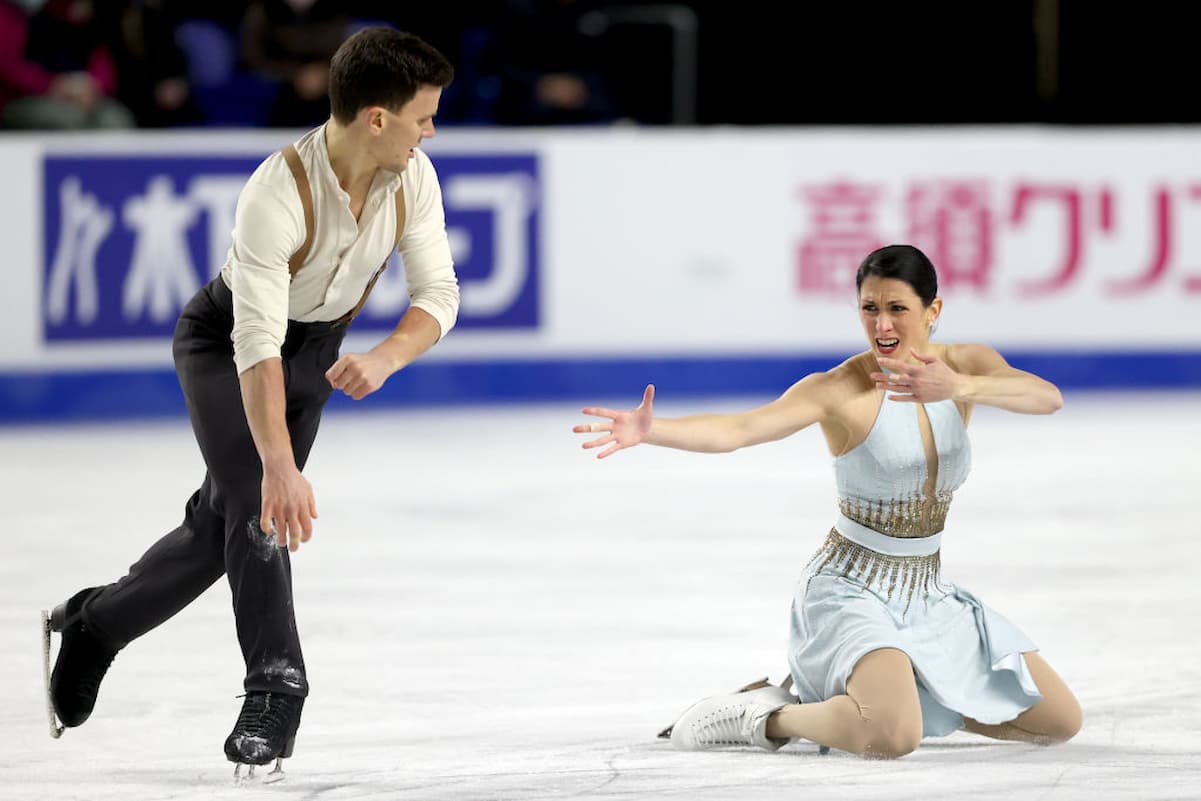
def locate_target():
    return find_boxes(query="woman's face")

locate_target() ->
[858,276,940,360]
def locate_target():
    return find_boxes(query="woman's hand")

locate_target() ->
[871,349,966,403]
[573,384,655,459]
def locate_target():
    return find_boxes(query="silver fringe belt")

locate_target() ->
[807,514,945,613]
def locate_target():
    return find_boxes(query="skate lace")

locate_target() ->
[234,692,301,738]
[688,703,749,746]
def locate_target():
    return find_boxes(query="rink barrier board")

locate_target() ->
[1,349,1198,423]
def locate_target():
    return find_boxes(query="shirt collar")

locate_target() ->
[313,123,403,197]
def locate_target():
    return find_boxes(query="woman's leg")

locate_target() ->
[962,652,1082,744]
[766,648,924,758]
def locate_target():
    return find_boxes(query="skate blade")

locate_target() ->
[233,759,286,785]
[41,610,64,739]
[264,759,286,784]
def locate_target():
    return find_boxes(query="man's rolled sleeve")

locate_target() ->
[403,241,460,339]
[399,150,460,339]
[227,181,303,374]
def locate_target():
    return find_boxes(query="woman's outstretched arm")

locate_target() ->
[574,372,839,459]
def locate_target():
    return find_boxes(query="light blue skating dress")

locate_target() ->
[787,395,1042,736]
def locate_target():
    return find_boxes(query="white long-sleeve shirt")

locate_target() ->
[220,124,460,374]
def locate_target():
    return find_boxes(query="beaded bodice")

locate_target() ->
[833,396,970,539]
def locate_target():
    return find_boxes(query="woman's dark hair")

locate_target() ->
[855,244,938,307]
[329,27,454,125]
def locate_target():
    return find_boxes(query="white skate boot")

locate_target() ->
[664,677,796,752]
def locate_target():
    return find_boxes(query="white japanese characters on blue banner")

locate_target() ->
[41,152,540,342]
[360,154,540,331]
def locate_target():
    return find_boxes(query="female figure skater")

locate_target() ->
[573,244,1082,758]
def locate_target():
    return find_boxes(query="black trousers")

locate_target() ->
[82,277,346,696]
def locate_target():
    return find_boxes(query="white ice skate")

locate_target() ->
[660,676,795,752]
[658,675,831,755]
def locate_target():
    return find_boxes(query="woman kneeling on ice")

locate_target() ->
[573,244,1082,758]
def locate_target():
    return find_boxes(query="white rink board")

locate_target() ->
[1,127,1200,371]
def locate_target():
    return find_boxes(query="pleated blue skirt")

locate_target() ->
[788,524,1043,737]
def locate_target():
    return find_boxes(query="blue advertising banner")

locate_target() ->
[41,152,540,342]
[5,128,1199,425]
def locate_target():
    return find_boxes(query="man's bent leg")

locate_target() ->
[82,480,226,647]
[45,280,236,730]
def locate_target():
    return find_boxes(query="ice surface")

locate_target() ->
[1,392,1198,799]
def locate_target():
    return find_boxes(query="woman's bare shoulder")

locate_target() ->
[827,351,876,386]
[942,342,1006,374]
[795,351,875,404]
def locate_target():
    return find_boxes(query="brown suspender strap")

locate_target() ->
[335,187,406,324]
[281,144,315,277]
[392,188,407,251]
[280,141,405,324]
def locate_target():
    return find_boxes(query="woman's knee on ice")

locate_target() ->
[1037,698,1083,743]
[1020,655,1084,743]
[1021,652,1083,743]
[863,719,922,759]
[847,710,922,759]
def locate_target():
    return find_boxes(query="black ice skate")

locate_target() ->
[224,691,304,781]
[42,588,118,738]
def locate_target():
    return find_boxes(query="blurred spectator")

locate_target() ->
[166,0,245,30]
[0,0,135,129]
[482,0,620,126]
[102,0,202,128]
[239,0,352,128]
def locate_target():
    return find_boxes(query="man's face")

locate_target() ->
[374,85,442,172]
